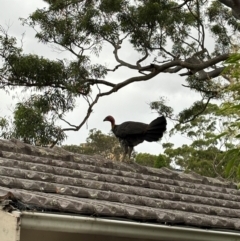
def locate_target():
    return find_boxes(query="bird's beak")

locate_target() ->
[103,117,107,121]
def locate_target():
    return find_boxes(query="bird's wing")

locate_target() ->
[114,121,148,138]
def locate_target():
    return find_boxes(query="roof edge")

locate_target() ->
[18,212,240,241]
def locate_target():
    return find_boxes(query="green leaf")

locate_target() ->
[225,158,235,177]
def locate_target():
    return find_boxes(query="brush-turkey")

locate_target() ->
[103,115,167,161]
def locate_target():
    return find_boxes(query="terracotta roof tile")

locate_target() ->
[0,138,239,231]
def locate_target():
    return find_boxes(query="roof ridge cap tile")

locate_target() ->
[6,139,74,161]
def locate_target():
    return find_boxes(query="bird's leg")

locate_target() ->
[122,146,133,163]
[128,146,133,159]
[122,145,128,162]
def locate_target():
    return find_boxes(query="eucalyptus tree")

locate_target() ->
[63,128,123,160]
[0,0,240,145]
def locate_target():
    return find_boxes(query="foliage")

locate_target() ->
[224,53,240,79]
[0,116,12,139]
[154,154,171,168]
[0,1,239,144]
[63,128,122,160]
[12,95,66,145]
[135,153,158,167]
[157,99,240,181]
[135,152,170,168]
[61,144,83,154]
[213,53,240,179]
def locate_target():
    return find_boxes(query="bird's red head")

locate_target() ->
[103,115,115,128]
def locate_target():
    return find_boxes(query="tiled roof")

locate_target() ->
[0,138,240,231]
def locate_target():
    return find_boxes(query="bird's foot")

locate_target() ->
[123,157,134,164]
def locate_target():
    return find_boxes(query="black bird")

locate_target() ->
[103,115,167,161]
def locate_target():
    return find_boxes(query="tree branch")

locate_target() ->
[111,40,139,70]
[181,97,214,124]
[106,64,123,72]
[172,0,192,9]
[218,0,240,19]
[88,79,115,87]
[197,67,225,81]
[60,53,228,137]
[140,53,229,78]
[60,71,161,135]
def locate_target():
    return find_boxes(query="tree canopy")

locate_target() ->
[0,0,240,144]
[63,128,125,160]
[135,152,170,168]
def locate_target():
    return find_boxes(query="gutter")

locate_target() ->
[18,212,240,241]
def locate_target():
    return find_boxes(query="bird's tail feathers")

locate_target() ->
[145,116,167,142]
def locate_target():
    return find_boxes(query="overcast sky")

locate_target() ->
[0,0,202,155]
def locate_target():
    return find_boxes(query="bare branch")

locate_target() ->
[59,117,78,128]
[136,48,149,68]
[150,53,229,75]
[172,0,193,9]
[88,79,115,87]
[111,40,139,70]
[60,70,160,135]
[106,64,123,72]
[181,97,214,124]
[197,67,225,81]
